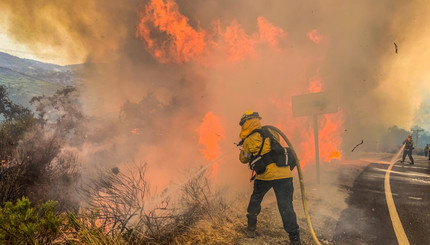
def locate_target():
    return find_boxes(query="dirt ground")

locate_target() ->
[234,152,393,245]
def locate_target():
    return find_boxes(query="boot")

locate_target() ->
[289,231,301,245]
[245,228,256,238]
[245,223,257,238]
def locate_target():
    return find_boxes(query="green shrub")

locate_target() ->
[0,197,64,244]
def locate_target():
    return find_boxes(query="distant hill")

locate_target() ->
[0,52,79,108]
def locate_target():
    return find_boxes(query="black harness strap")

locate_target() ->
[245,126,291,181]
[249,130,267,181]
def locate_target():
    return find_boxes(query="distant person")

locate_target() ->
[401,135,414,165]
[427,144,430,161]
[425,144,429,158]
[237,110,301,244]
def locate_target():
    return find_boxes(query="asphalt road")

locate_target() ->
[332,156,430,245]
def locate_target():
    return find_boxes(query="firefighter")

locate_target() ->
[427,144,430,161]
[238,110,301,244]
[401,135,414,165]
[425,144,429,158]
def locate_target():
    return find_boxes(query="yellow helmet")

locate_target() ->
[239,110,262,126]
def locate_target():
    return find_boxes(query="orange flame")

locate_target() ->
[196,112,225,177]
[308,78,343,162]
[136,0,286,64]
[222,21,258,63]
[319,113,343,162]
[294,112,343,167]
[136,2,342,169]
[308,78,322,93]
[136,0,207,64]
[329,151,341,159]
[257,17,285,48]
[272,77,343,168]
[131,128,141,135]
[307,29,322,44]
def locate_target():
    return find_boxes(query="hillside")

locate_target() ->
[0,52,78,107]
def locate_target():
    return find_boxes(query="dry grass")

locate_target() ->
[172,212,243,245]
[128,172,243,244]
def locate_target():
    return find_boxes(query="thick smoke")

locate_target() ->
[1,0,429,195]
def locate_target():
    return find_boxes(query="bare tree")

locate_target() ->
[80,162,148,236]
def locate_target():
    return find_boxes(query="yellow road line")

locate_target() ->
[384,147,410,245]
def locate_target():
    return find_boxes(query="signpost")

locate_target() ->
[292,91,338,183]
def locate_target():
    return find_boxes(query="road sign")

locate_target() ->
[292,91,338,117]
[291,91,338,183]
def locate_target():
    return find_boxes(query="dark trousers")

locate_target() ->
[247,178,299,239]
[402,150,414,164]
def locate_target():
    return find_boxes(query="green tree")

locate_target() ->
[30,86,82,133]
[0,86,33,121]
[0,197,64,244]
[0,85,35,158]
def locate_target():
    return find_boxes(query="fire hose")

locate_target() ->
[150,125,321,244]
[264,125,321,245]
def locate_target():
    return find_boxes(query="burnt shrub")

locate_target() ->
[79,162,148,237]
[127,171,241,245]
[0,86,82,210]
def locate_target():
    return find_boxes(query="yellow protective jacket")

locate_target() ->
[239,118,292,180]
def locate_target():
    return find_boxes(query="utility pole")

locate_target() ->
[411,128,424,148]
